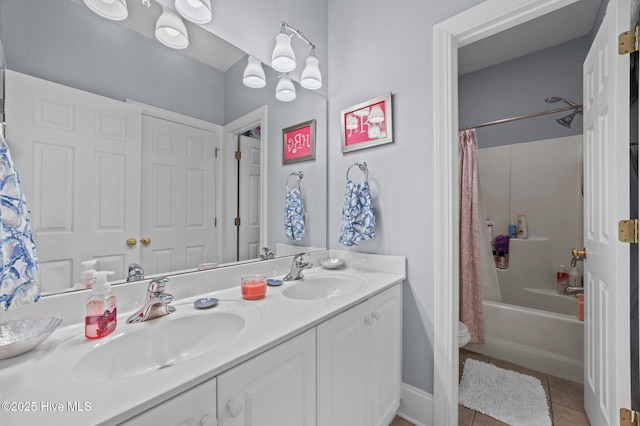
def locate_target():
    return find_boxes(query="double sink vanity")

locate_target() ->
[0,250,405,426]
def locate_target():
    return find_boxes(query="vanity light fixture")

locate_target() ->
[155,7,189,50]
[242,56,267,88]
[175,0,212,24]
[83,0,128,21]
[275,74,296,102]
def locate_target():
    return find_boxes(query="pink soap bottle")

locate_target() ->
[85,271,117,340]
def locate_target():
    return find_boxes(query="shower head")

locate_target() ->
[545,96,583,114]
[556,110,580,128]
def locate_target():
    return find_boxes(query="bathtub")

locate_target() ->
[465,237,584,383]
[465,300,584,383]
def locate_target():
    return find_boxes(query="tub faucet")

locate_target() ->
[565,286,584,295]
[283,253,312,281]
[126,277,176,323]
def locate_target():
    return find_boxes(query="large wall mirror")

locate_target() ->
[0,0,327,295]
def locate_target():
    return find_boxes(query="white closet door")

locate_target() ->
[5,70,142,292]
[140,115,218,275]
[238,135,261,261]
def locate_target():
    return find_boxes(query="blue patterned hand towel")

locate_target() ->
[339,180,375,246]
[284,186,305,241]
[0,136,40,311]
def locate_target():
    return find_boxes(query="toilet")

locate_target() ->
[458,321,471,347]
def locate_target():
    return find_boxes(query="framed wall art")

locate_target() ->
[340,93,393,153]
[283,119,316,164]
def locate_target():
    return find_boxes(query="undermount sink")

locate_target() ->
[282,273,366,300]
[72,310,245,382]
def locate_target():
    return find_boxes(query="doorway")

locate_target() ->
[432,1,632,425]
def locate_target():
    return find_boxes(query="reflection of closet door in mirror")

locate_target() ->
[237,135,261,261]
[6,71,142,293]
[140,115,219,275]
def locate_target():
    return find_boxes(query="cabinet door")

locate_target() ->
[368,285,402,426]
[120,378,217,426]
[217,329,316,426]
[317,301,369,426]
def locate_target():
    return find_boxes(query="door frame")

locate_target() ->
[432,0,580,424]
[222,106,268,263]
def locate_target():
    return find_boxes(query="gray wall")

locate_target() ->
[327,0,485,394]
[459,37,589,149]
[1,0,226,124]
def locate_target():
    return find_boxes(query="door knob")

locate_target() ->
[571,248,587,267]
[140,237,151,246]
[126,238,137,247]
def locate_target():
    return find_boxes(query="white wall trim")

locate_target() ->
[431,1,579,424]
[222,106,268,263]
[398,383,432,426]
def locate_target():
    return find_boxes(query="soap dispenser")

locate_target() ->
[568,265,582,288]
[85,271,116,340]
[74,259,98,290]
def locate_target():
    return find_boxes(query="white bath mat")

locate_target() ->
[459,358,551,426]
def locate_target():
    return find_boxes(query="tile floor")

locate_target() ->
[458,349,590,425]
[389,349,591,426]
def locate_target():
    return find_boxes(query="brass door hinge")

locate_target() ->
[621,408,640,426]
[619,25,639,54]
[618,219,638,243]
[215,147,220,158]
[235,150,242,160]
[234,217,241,226]
[214,217,217,227]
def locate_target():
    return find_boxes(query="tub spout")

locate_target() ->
[565,286,584,295]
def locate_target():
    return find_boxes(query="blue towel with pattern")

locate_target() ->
[339,180,375,246]
[284,187,305,241]
[0,136,40,311]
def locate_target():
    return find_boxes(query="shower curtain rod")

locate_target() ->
[459,104,582,130]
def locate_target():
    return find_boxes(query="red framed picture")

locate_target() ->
[282,119,316,164]
[340,93,393,153]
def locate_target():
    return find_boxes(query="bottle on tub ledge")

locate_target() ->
[556,265,569,295]
[509,221,517,239]
[493,235,510,269]
[516,214,528,239]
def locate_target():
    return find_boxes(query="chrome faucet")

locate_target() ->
[565,286,584,295]
[260,247,275,260]
[127,263,145,282]
[126,277,176,323]
[283,253,312,281]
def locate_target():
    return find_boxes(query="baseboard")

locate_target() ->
[397,382,432,426]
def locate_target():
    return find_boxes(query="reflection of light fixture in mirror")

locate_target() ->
[368,105,385,124]
[243,56,266,88]
[155,7,189,49]
[276,74,296,102]
[271,31,296,73]
[83,0,128,21]
[175,0,212,24]
[300,49,322,90]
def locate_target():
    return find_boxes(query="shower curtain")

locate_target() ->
[459,129,484,343]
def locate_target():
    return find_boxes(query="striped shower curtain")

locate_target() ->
[458,129,484,343]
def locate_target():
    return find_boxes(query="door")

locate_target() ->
[140,115,218,275]
[217,329,316,426]
[237,135,261,261]
[5,70,142,292]
[583,0,632,424]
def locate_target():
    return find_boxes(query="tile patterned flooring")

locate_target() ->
[389,349,591,425]
[458,349,590,425]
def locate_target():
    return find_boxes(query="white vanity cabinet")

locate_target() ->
[120,377,217,426]
[216,329,316,426]
[316,285,402,426]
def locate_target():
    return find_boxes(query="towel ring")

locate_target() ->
[286,171,304,188]
[346,161,368,181]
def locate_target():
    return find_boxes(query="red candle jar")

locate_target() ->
[241,274,267,300]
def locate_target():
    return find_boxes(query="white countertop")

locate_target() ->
[0,250,405,425]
